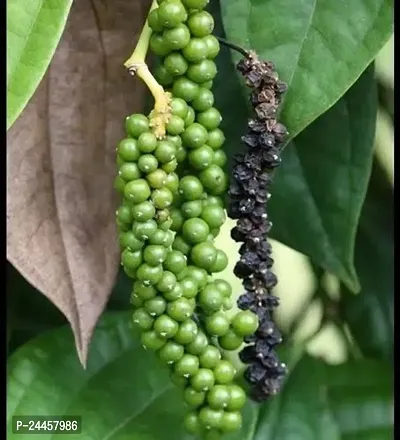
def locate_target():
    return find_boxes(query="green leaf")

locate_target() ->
[236,356,393,440]
[324,360,393,440]
[268,65,377,291]
[341,161,394,361]
[210,2,378,290]
[7,0,73,130]
[7,313,393,440]
[220,0,393,139]
[7,312,189,440]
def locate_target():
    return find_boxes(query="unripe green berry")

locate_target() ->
[172,236,192,255]
[138,154,158,173]
[156,270,177,293]
[137,263,163,286]
[175,354,200,377]
[207,385,231,409]
[227,384,247,411]
[132,308,154,331]
[181,123,208,149]
[191,241,218,271]
[157,0,187,28]
[149,33,171,56]
[180,277,198,299]
[184,387,205,408]
[117,205,133,225]
[119,231,144,252]
[198,407,223,430]
[119,162,141,181]
[211,249,229,273]
[199,165,228,195]
[154,314,179,338]
[218,330,243,350]
[191,368,215,392]
[143,245,167,266]
[184,106,196,126]
[146,169,168,189]
[170,98,189,119]
[198,283,224,312]
[188,145,214,170]
[125,114,149,138]
[186,331,208,355]
[166,114,185,135]
[205,312,230,336]
[192,88,214,112]
[203,34,220,59]
[173,77,200,102]
[197,107,222,130]
[164,250,187,274]
[147,8,163,32]
[182,38,208,63]
[151,187,174,209]
[186,266,208,288]
[174,319,198,344]
[231,310,259,336]
[163,23,191,50]
[179,175,204,200]
[144,295,167,316]
[187,11,214,37]
[184,411,200,434]
[167,297,194,321]
[162,158,178,173]
[133,281,157,300]
[214,279,232,297]
[154,64,174,86]
[132,219,158,241]
[124,179,151,204]
[138,131,157,153]
[214,360,236,384]
[158,340,184,363]
[141,330,166,350]
[221,411,242,432]
[121,248,142,270]
[207,128,225,149]
[182,218,210,244]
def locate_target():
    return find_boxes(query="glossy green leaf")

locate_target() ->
[232,356,393,440]
[7,312,189,440]
[7,0,73,129]
[7,313,393,440]
[341,161,394,361]
[220,0,393,139]
[267,65,377,291]
[209,2,378,290]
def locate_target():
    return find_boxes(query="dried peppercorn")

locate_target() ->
[217,41,288,402]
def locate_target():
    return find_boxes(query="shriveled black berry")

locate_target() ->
[227,49,288,402]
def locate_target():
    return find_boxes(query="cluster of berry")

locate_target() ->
[114,1,265,438]
[228,52,288,402]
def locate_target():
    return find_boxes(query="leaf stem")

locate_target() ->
[123,0,171,138]
[215,36,250,57]
[124,0,157,68]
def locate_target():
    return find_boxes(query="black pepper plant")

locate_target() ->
[114,0,288,437]
[6,0,394,438]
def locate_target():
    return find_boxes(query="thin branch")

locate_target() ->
[215,36,250,57]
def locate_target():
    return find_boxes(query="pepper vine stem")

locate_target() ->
[215,36,250,57]
[124,0,171,139]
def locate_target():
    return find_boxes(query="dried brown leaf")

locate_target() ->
[6,0,151,366]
